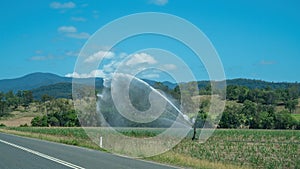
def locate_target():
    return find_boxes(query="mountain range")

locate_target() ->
[0,72,299,100]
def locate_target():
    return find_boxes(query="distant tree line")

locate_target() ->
[98,82,300,129]
[0,90,79,127]
[194,85,300,129]
[226,85,299,112]
[1,81,300,129]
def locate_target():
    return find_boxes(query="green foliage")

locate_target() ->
[41,94,53,102]
[225,85,299,106]
[0,92,10,116]
[1,78,300,130]
[218,100,297,129]
[48,116,60,126]
[194,110,214,128]
[19,123,28,127]
[31,109,80,127]
[274,110,298,129]
[31,116,48,127]
[284,99,298,113]
[219,105,242,128]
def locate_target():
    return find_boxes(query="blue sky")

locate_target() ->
[0,0,300,82]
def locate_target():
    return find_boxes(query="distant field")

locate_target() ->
[292,114,300,121]
[0,127,299,169]
[0,103,44,127]
[0,117,33,127]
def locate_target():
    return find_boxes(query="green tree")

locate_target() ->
[41,94,53,102]
[274,110,298,129]
[48,116,60,126]
[287,85,299,100]
[257,111,275,129]
[170,85,181,100]
[219,105,242,128]
[31,116,48,127]
[262,90,278,105]
[5,90,19,109]
[18,90,34,109]
[241,100,257,127]
[0,92,8,117]
[194,110,207,128]
[285,99,298,113]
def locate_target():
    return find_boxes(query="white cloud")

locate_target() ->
[50,1,76,9]
[92,10,100,19]
[91,70,106,78]
[58,26,77,33]
[259,60,276,65]
[103,61,118,73]
[140,74,160,79]
[57,26,90,39]
[126,53,157,66]
[35,50,43,54]
[65,70,105,78]
[149,0,168,6]
[71,17,86,22]
[30,56,54,61]
[162,64,177,70]
[119,52,128,59]
[65,51,79,57]
[84,51,115,63]
[101,53,128,73]
[66,32,90,39]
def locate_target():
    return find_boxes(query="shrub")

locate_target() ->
[20,123,29,127]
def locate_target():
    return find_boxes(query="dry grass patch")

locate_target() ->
[0,117,34,127]
[148,151,251,169]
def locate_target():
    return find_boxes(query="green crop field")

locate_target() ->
[0,127,299,169]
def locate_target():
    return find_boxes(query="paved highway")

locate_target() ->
[0,132,178,169]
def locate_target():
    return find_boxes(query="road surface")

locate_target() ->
[0,132,178,169]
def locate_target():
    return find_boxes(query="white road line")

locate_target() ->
[0,139,85,169]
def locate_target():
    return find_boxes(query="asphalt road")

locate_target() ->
[0,132,178,169]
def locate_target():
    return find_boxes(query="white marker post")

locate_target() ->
[99,136,103,148]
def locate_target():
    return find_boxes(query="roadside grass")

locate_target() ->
[0,127,105,152]
[148,152,251,169]
[0,127,299,169]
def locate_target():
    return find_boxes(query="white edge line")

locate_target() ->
[0,139,85,169]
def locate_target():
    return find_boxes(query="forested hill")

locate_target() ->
[31,83,72,100]
[196,78,299,90]
[0,72,300,99]
[0,73,103,93]
[226,78,298,89]
[0,73,70,92]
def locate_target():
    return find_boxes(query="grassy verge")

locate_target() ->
[1,127,299,169]
[0,127,105,151]
[147,152,250,169]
